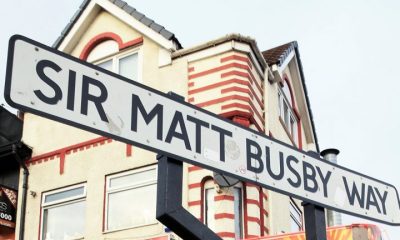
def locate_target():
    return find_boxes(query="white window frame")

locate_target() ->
[41,183,87,240]
[278,87,299,145]
[93,46,143,83]
[289,199,303,231]
[203,181,215,230]
[105,165,158,232]
[233,185,244,239]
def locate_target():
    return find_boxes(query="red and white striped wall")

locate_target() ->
[186,50,269,239]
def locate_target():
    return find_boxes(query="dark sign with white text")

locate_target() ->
[0,186,17,228]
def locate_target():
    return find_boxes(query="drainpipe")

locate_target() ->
[12,143,30,240]
[320,148,342,226]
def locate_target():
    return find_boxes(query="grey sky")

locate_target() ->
[1,0,399,238]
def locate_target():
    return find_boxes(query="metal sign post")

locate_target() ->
[302,202,327,240]
[156,155,221,240]
[301,151,327,240]
[155,93,221,240]
[4,35,400,227]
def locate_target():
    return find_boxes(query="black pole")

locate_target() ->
[302,202,327,240]
[12,143,30,240]
[302,151,327,240]
[156,155,221,240]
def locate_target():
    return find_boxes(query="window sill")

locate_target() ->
[103,222,159,234]
[278,117,297,147]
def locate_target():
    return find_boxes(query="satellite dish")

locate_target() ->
[213,172,240,187]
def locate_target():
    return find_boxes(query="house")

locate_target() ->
[14,0,320,239]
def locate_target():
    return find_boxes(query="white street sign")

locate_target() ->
[5,35,400,226]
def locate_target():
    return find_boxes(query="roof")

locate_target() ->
[53,0,182,49]
[262,41,297,67]
[172,33,267,70]
[262,42,320,152]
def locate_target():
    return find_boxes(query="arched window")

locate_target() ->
[278,78,299,146]
[82,33,142,82]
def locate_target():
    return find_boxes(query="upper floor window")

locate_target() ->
[278,79,299,145]
[105,166,157,231]
[289,199,303,232]
[88,40,141,83]
[41,184,86,240]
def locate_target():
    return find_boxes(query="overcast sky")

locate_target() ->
[1,0,399,238]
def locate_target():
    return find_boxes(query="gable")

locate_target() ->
[55,0,181,54]
[263,43,319,151]
[69,10,143,59]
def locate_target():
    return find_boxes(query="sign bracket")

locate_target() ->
[156,154,221,240]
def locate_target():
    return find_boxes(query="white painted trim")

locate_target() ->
[96,0,176,51]
[42,183,86,206]
[278,50,295,73]
[290,55,316,144]
[184,41,232,63]
[58,0,176,53]
[58,1,99,52]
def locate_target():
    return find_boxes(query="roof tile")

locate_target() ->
[122,4,135,14]
[131,10,145,20]
[150,22,164,33]
[140,16,154,27]
[159,29,174,40]
[53,0,182,49]
[114,0,126,8]
[262,42,296,66]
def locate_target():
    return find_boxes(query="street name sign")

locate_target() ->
[5,35,400,226]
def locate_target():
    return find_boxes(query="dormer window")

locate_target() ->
[278,79,299,146]
[84,36,142,83]
[95,50,139,82]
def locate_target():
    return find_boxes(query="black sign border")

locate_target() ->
[5,35,400,226]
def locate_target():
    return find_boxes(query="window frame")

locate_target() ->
[278,85,299,146]
[289,198,303,231]
[204,184,215,230]
[92,46,143,83]
[40,183,87,240]
[233,185,244,239]
[104,165,158,232]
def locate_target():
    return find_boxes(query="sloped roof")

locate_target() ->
[53,0,182,49]
[262,41,297,67]
[262,42,320,152]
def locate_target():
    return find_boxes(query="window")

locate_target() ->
[41,184,86,240]
[106,166,157,231]
[233,186,243,239]
[289,199,302,232]
[278,80,299,145]
[96,51,139,82]
[204,180,215,231]
[88,40,141,82]
[203,181,243,239]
